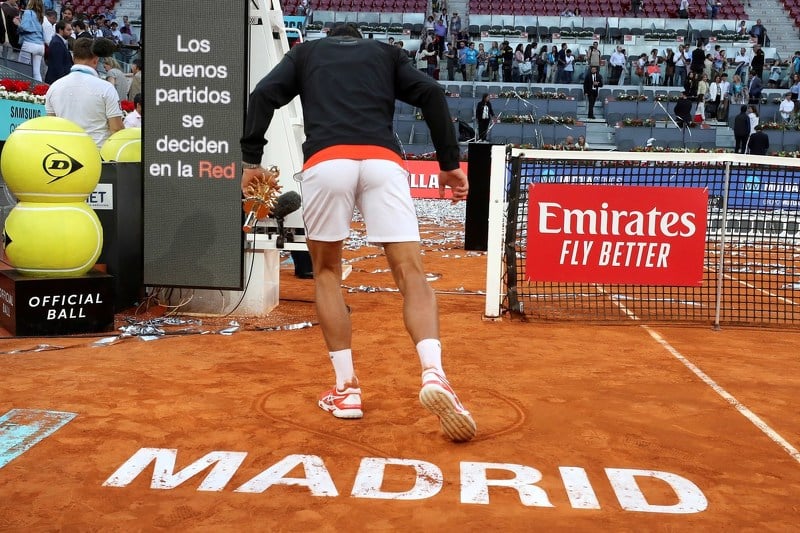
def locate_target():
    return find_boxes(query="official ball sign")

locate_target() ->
[526,184,708,286]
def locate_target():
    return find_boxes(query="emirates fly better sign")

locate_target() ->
[527,185,708,285]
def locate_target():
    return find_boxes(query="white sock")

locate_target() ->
[329,349,356,390]
[416,338,443,376]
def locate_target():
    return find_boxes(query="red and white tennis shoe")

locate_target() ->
[419,370,476,442]
[318,387,363,419]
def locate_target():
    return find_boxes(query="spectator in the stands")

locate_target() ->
[749,19,767,46]
[476,42,487,81]
[748,125,769,155]
[127,58,142,100]
[124,93,142,129]
[732,105,751,153]
[556,42,567,83]
[433,16,446,58]
[780,92,795,122]
[733,47,750,81]
[19,0,46,82]
[488,41,500,81]
[664,48,676,86]
[464,41,478,81]
[449,12,460,42]
[609,45,626,85]
[747,105,759,134]
[674,91,693,128]
[444,41,459,81]
[547,45,559,83]
[44,19,72,84]
[750,44,765,81]
[475,93,494,141]
[691,41,706,76]
[501,40,513,82]
[748,70,763,103]
[674,44,690,87]
[562,48,575,84]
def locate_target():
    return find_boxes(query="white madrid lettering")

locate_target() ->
[101,449,707,514]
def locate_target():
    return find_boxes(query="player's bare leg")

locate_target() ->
[384,241,476,442]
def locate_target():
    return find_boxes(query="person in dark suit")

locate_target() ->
[44,20,73,84]
[732,104,752,153]
[583,65,602,120]
[475,93,495,141]
[748,125,770,155]
[748,72,763,104]
[673,91,693,128]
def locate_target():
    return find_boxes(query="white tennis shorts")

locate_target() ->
[300,158,420,243]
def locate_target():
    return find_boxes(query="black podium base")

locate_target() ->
[0,269,115,336]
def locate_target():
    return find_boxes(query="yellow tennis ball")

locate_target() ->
[100,127,141,162]
[0,116,102,202]
[3,201,103,278]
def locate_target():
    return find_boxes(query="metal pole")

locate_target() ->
[713,160,732,330]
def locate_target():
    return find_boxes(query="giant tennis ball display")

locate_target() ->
[0,116,102,202]
[3,202,103,277]
[100,127,141,162]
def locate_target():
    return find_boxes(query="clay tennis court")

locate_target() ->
[1,215,799,530]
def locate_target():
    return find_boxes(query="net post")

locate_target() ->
[713,161,732,331]
[484,144,508,319]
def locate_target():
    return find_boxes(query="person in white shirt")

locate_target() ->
[734,47,751,81]
[42,9,56,44]
[609,46,627,84]
[747,105,759,134]
[45,38,123,148]
[123,93,142,128]
[779,92,795,122]
[717,73,731,120]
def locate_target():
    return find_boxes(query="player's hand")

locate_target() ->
[241,166,280,197]
[438,168,468,204]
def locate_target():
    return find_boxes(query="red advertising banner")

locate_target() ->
[404,160,468,199]
[526,184,708,286]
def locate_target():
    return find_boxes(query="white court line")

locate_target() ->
[704,266,797,306]
[594,285,800,465]
[721,272,796,306]
[642,325,800,466]
[593,285,639,320]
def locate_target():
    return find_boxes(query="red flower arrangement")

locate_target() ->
[0,78,49,103]
[0,78,48,95]
[120,99,135,113]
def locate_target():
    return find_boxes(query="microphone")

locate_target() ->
[272,191,302,221]
[272,191,302,248]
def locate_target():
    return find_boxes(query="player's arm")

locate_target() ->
[108,115,123,135]
[240,53,301,167]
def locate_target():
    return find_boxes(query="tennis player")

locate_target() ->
[240,24,475,442]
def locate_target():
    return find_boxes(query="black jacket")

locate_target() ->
[475,100,494,121]
[748,131,769,155]
[733,111,751,137]
[674,97,693,121]
[583,70,603,94]
[45,35,73,84]
[242,36,460,170]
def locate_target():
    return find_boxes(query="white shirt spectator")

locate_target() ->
[43,18,55,45]
[780,97,795,120]
[45,65,123,147]
[748,111,759,134]
[123,109,141,128]
[610,50,626,67]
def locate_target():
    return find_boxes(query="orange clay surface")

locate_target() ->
[1,220,799,531]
